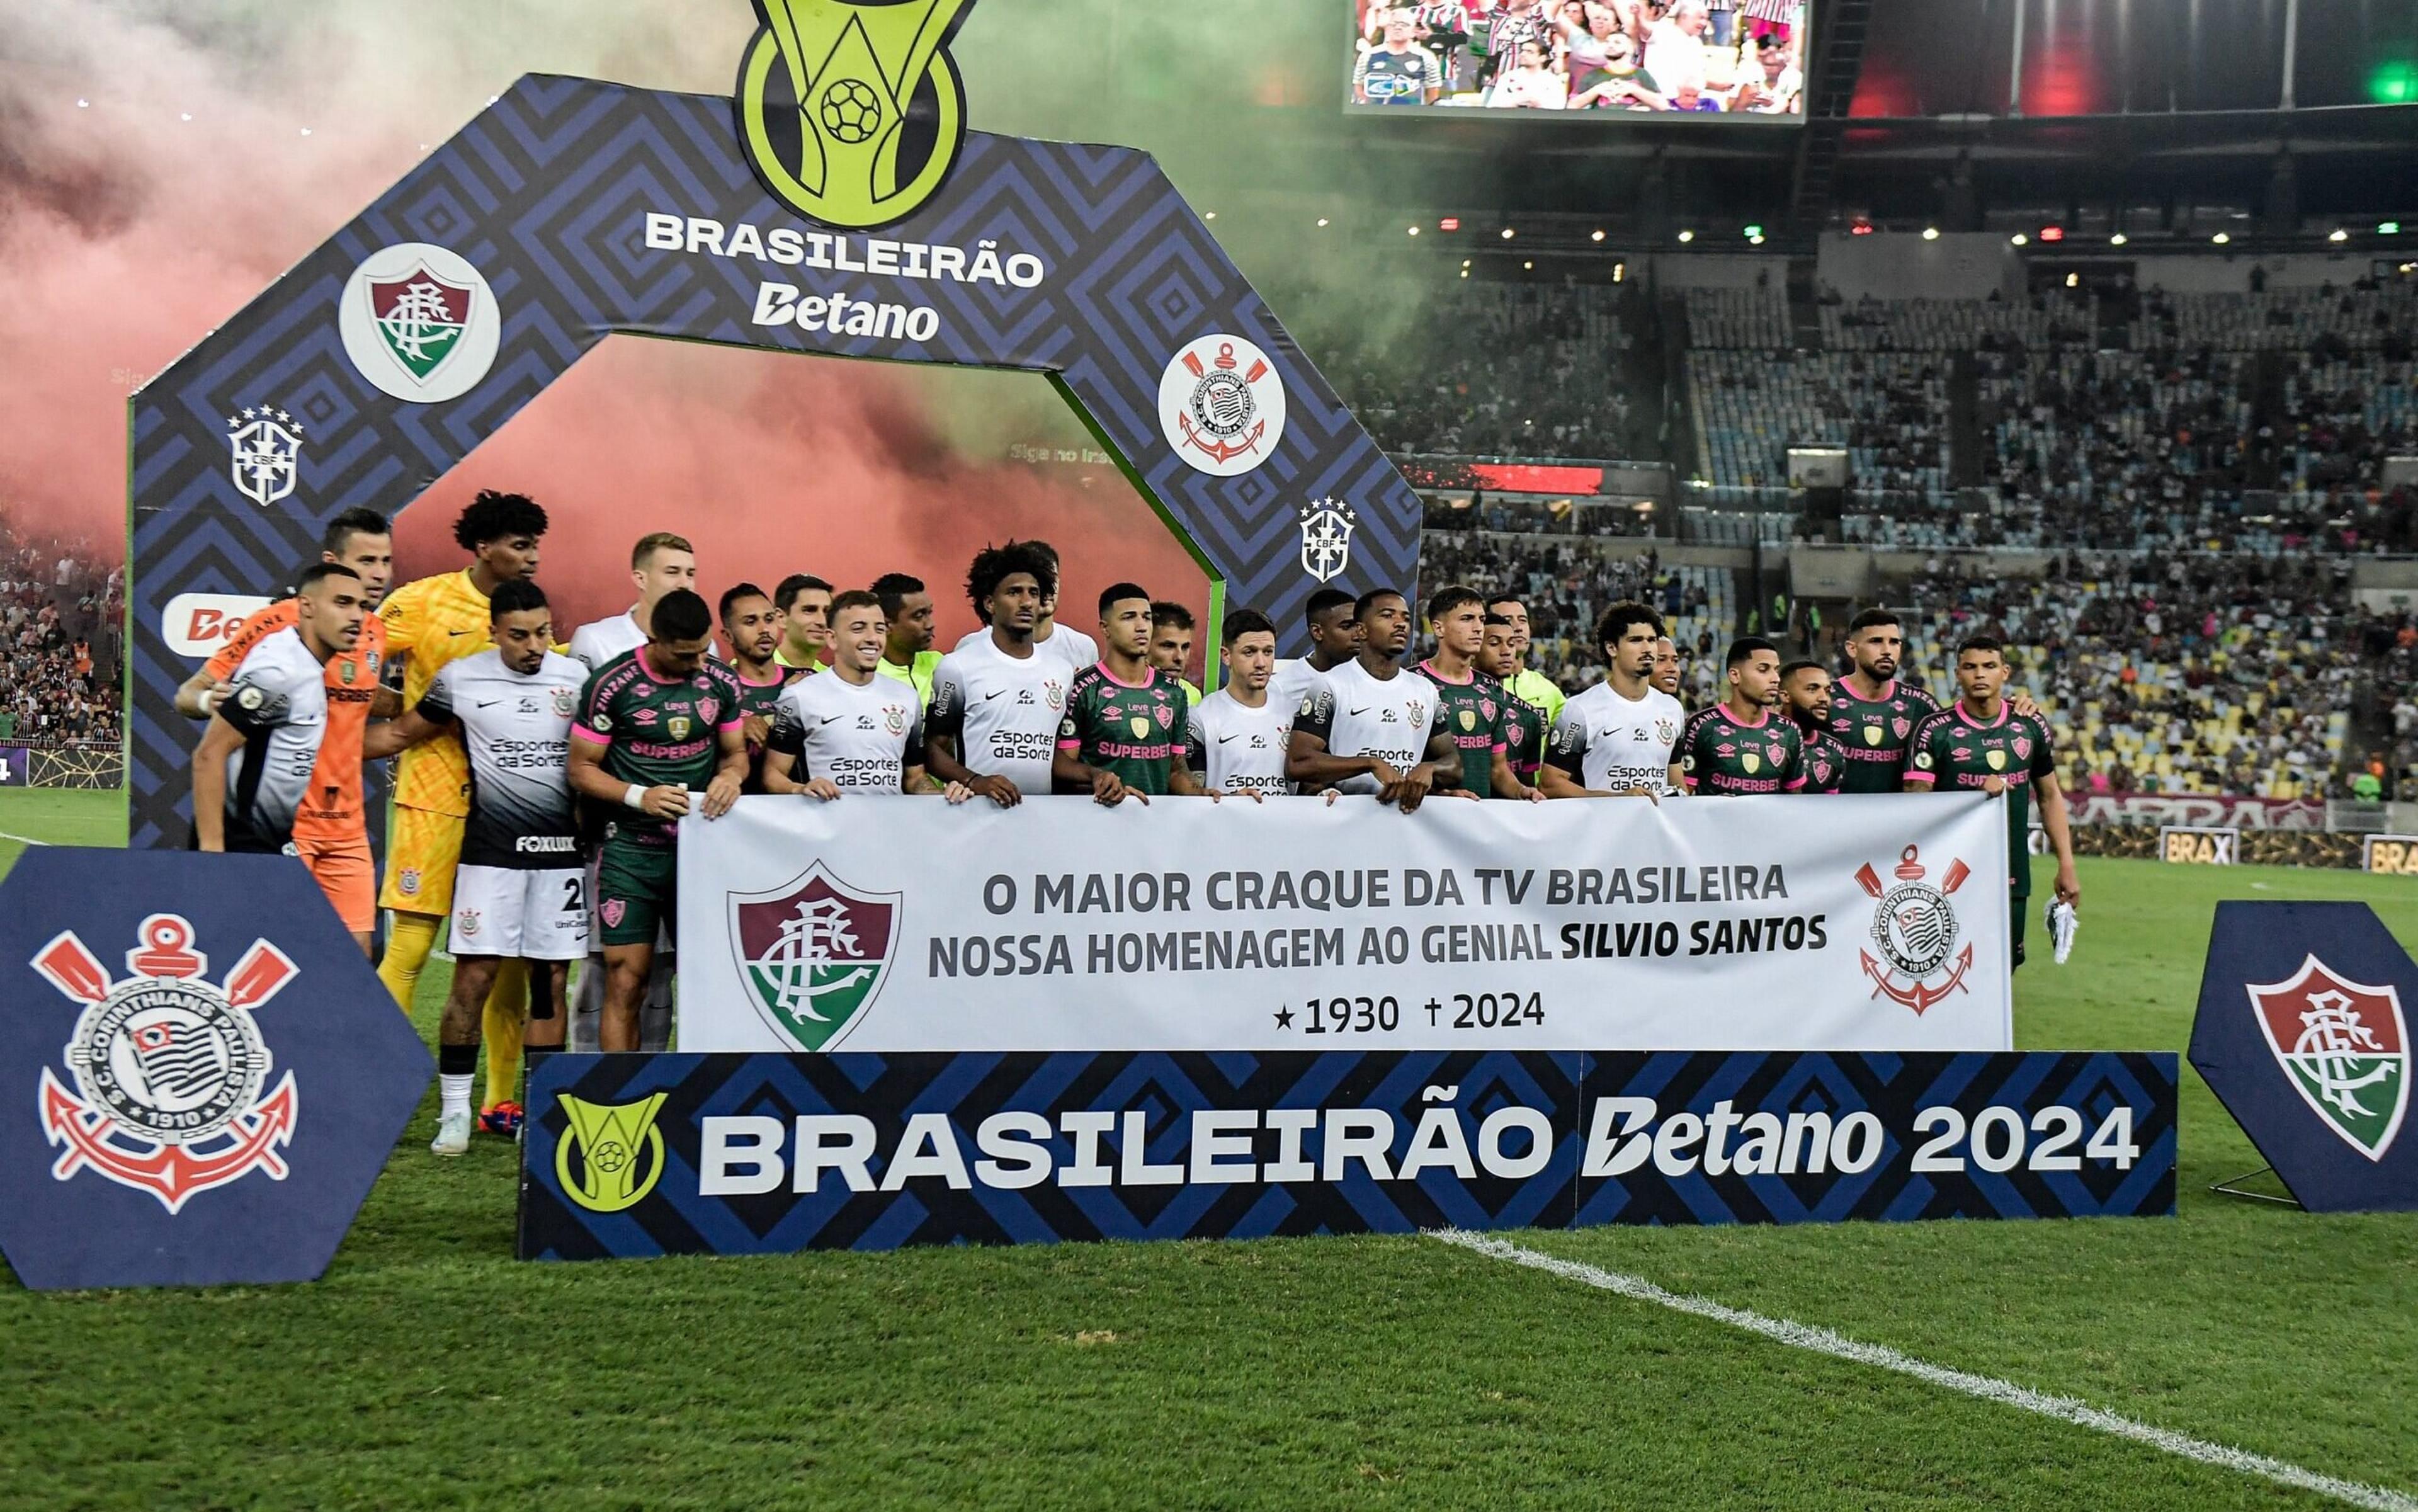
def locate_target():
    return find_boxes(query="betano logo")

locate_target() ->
[733,0,975,230]
[557,1093,669,1212]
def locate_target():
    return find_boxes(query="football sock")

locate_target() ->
[438,1043,477,1120]
[378,911,441,1011]
[479,960,529,1113]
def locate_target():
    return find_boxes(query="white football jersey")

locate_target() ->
[217,627,330,850]
[418,649,586,868]
[1267,658,1336,727]
[928,634,1067,795]
[1187,688,1292,795]
[1545,681,1687,793]
[955,622,1098,679]
[1293,657,1448,795]
[568,609,715,671]
[765,671,926,792]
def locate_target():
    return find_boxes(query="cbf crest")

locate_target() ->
[2247,955,2407,1160]
[1854,846,1977,1015]
[225,405,304,508]
[1299,499,1356,584]
[31,915,299,1214]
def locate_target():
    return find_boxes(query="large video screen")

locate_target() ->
[1348,2,1808,117]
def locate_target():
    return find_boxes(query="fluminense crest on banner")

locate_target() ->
[734,0,973,230]
[32,914,299,1214]
[1161,335,1288,477]
[2247,955,2407,1161]
[730,862,900,1050]
[1854,844,1977,1016]
[1299,499,1357,583]
[337,242,501,404]
[225,405,303,508]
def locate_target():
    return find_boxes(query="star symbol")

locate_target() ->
[225,416,240,429]
[1273,1004,1295,1029]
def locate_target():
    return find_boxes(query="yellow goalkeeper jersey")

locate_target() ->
[379,569,495,816]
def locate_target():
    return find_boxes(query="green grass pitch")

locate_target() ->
[2,787,2412,1508]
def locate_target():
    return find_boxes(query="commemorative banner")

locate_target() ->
[674,792,2015,1054]
[2190,901,2417,1212]
[516,1049,2177,1259]
[0,848,432,1290]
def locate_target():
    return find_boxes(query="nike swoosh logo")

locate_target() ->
[817,715,846,726]
[982,690,1005,702]
[1349,707,1370,716]
[476,699,503,709]
[447,629,474,637]
[1217,733,1242,744]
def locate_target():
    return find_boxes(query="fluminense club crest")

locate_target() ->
[32,915,299,1214]
[730,862,899,1050]
[1160,334,1287,477]
[337,242,501,405]
[1855,845,1975,1015]
[1298,499,1356,583]
[225,405,304,508]
[2246,955,2407,1160]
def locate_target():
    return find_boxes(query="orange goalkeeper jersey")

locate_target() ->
[379,569,496,816]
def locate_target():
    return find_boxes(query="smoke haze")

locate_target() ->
[0,0,1431,644]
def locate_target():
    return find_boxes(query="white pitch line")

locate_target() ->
[0,830,52,847]
[1432,1229,2418,1512]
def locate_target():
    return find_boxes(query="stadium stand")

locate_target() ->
[0,522,121,746]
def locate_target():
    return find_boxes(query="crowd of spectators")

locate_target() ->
[1351,0,1805,114]
[1320,282,1642,460]
[0,521,122,747]
[1892,551,2367,799]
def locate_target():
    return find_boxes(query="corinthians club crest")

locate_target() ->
[2246,955,2407,1161]
[1160,334,1287,476]
[729,862,899,1050]
[1854,845,1976,1015]
[31,914,299,1214]
[225,405,304,508]
[1299,499,1356,583]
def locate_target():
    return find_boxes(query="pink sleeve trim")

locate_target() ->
[570,724,611,746]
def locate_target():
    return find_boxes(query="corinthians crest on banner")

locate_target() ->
[2246,955,2407,1161]
[729,862,900,1050]
[31,915,299,1214]
[1854,845,1977,1016]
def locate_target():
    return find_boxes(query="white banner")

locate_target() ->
[674,793,2012,1054]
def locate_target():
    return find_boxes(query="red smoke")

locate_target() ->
[0,9,1209,666]
[398,340,1207,651]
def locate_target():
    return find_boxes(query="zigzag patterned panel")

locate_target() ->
[129,75,1419,849]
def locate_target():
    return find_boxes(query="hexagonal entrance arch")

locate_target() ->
[127,75,1417,850]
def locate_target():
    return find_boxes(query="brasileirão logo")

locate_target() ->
[733,0,977,230]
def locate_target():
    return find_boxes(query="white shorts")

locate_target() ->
[451,865,591,962]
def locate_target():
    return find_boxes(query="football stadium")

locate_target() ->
[4,0,2417,1505]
